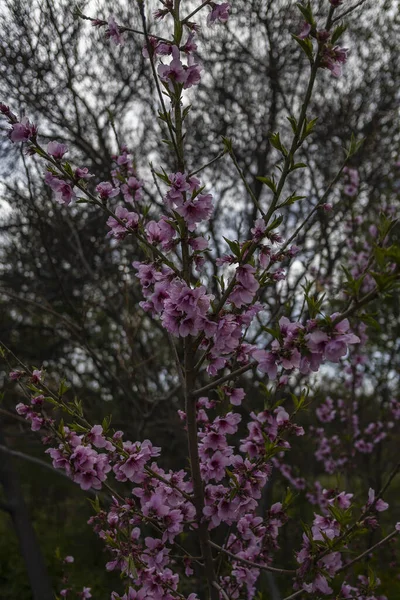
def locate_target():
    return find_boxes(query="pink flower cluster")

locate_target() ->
[343,166,360,197]
[297,24,348,77]
[6,2,398,598]
[0,103,38,142]
[253,315,360,380]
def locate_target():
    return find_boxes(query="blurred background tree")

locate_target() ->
[1,0,400,597]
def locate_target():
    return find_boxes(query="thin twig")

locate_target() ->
[228,149,265,216]
[212,581,230,600]
[336,529,398,574]
[332,0,369,24]
[182,0,211,23]
[210,541,296,574]
[191,363,253,397]
[188,150,227,178]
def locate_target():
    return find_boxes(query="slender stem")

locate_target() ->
[212,581,230,600]
[228,149,265,216]
[168,0,218,596]
[137,1,180,161]
[336,529,398,574]
[331,0,368,24]
[184,347,218,599]
[316,459,400,563]
[282,590,303,600]
[182,0,211,23]
[188,150,227,178]
[280,161,347,252]
[194,13,334,342]
[77,12,171,42]
[34,141,180,273]
[210,541,296,574]
[191,363,253,397]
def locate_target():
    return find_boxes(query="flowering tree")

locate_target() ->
[2,1,400,599]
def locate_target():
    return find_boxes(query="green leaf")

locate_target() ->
[345,132,365,158]
[291,34,314,62]
[287,115,298,135]
[58,378,69,397]
[280,193,306,207]
[45,396,60,407]
[222,136,233,153]
[282,487,296,509]
[88,495,101,514]
[256,175,277,193]
[102,415,112,433]
[62,161,74,178]
[269,132,288,156]
[33,146,48,159]
[223,236,241,258]
[331,23,347,45]
[369,271,397,292]
[302,116,318,140]
[182,105,192,120]
[359,313,380,331]
[26,383,42,394]
[154,167,170,184]
[262,326,280,338]
[69,423,88,433]
[173,20,183,45]
[267,214,283,231]
[378,213,398,241]
[296,1,315,25]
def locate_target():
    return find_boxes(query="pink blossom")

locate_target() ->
[181,33,197,54]
[189,236,208,251]
[161,280,213,337]
[47,141,68,159]
[299,22,311,39]
[64,555,74,563]
[10,370,24,381]
[225,387,245,406]
[45,172,75,205]
[158,55,187,88]
[31,369,42,383]
[303,573,333,595]
[207,2,231,25]
[121,177,143,203]
[176,193,213,230]
[16,403,29,415]
[275,406,289,425]
[106,16,123,45]
[96,181,119,200]
[142,36,159,59]
[253,349,278,379]
[251,218,266,240]
[75,167,94,179]
[31,395,45,406]
[106,206,139,240]
[185,58,202,89]
[229,285,256,308]
[368,488,389,512]
[321,45,348,78]
[9,117,37,142]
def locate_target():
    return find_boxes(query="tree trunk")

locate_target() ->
[0,428,54,600]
